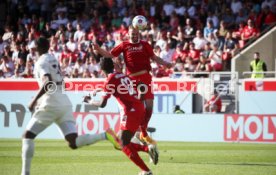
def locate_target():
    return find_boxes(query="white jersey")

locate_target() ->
[34,53,72,107]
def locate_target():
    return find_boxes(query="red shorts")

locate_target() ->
[130,72,154,99]
[120,103,145,133]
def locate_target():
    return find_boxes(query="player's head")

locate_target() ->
[128,25,140,43]
[100,57,114,74]
[36,37,49,55]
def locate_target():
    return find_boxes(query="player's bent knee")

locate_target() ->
[22,131,37,139]
[120,130,133,146]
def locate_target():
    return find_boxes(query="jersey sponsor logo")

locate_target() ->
[126,45,143,52]
[224,114,276,142]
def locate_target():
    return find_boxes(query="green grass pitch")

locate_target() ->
[0,139,276,175]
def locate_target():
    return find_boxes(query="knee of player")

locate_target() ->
[120,135,131,147]
[121,139,131,147]
[22,130,36,139]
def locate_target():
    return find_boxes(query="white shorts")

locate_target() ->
[26,105,77,136]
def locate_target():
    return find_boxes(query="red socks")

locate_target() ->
[141,109,153,137]
[130,143,148,152]
[122,144,149,171]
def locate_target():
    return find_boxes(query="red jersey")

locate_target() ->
[111,40,154,74]
[242,26,258,39]
[207,95,222,112]
[103,72,143,114]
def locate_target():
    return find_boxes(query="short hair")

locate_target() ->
[36,37,49,53]
[100,57,114,73]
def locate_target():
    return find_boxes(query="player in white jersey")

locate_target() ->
[21,37,120,175]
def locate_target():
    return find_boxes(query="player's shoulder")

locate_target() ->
[108,72,125,80]
[140,40,150,45]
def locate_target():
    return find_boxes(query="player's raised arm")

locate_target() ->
[83,93,108,108]
[91,42,114,58]
[151,54,173,68]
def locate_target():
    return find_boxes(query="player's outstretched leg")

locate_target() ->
[105,128,122,150]
[120,130,152,174]
[60,121,106,149]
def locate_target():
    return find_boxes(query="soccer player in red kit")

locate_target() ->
[83,58,158,175]
[92,26,172,145]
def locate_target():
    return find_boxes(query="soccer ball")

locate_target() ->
[132,15,148,30]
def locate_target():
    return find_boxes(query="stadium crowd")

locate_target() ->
[0,0,275,79]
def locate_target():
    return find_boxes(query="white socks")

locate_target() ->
[21,139,34,175]
[76,133,106,148]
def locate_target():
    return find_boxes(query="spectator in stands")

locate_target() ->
[71,68,80,78]
[257,5,276,30]
[173,57,184,73]
[188,42,201,64]
[218,20,229,38]
[222,31,239,70]
[147,22,160,43]
[241,19,259,46]
[235,9,248,28]
[166,31,177,49]
[201,42,212,59]
[73,58,85,77]
[60,58,72,78]
[11,41,21,63]
[231,0,243,15]
[22,67,34,78]
[19,43,28,63]
[250,52,267,78]
[104,33,115,51]
[193,30,208,50]
[172,43,187,63]
[2,25,13,43]
[15,57,26,74]
[0,55,14,78]
[0,70,4,79]
[159,43,174,74]
[0,37,5,56]
[208,44,223,71]
[26,42,39,62]
[82,68,92,78]
[11,68,22,79]
[183,18,196,43]
[184,57,196,72]
[195,54,211,77]
[155,32,168,51]
[221,8,235,30]
[204,20,216,39]
[204,91,222,113]
[206,12,219,29]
